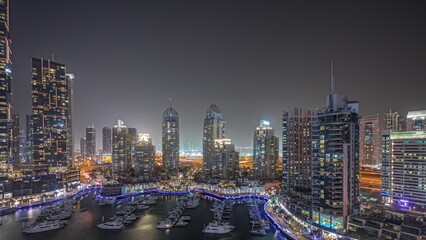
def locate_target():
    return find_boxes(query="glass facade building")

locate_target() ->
[311,93,359,232]
[282,108,313,198]
[359,114,380,166]
[31,58,72,169]
[112,120,131,173]
[162,106,179,171]
[202,104,225,177]
[0,0,12,174]
[253,120,279,180]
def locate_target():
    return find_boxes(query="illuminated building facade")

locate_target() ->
[407,110,426,131]
[386,131,426,209]
[211,139,239,180]
[359,114,380,166]
[311,93,360,231]
[135,133,155,178]
[102,127,112,155]
[380,130,391,204]
[282,108,313,198]
[203,104,225,176]
[128,127,137,166]
[11,112,19,168]
[85,123,96,158]
[162,106,179,171]
[80,137,86,158]
[253,120,279,180]
[0,0,12,174]
[25,115,33,165]
[31,58,72,169]
[112,120,131,173]
[384,110,406,132]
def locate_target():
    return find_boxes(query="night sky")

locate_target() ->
[10,0,426,150]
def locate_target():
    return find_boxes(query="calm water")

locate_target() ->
[0,193,285,240]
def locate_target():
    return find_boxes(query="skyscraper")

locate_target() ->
[102,127,112,155]
[211,139,239,180]
[384,110,406,132]
[0,0,12,174]
[407,110,426,131]
[85,123,96,158]
[311,92,359,231]
[380,130,392,204]
[25,115,33,165]
[383,131,426,209]
[31,58,72,169]
[282,108,313,198]
[80,137,86,158]
[253,120,279,180]
[359,114,380,166]
[203,104,225,177]
[135,133,155,179]
[112,120,131,173]
[162,106,179,171]
[128,127,137,167]
[11,112,19,169]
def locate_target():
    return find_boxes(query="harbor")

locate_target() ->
[0,190,285,240]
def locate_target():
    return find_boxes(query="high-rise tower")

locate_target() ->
[135,133,155,179]
[0,0,12,174]
[202,104,225,177]
[86,123,96,158]
[359,114,380,166]
[102,127,112,155]
[253,120,279,180]
[282,108,313,198]
[162,106,179,171]
[31,58,72,169]
[112,120,131,173]
[311,92,360,231]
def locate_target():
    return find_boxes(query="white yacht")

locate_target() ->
[97,221,124,230]
[22,221,64,234]
[202,223,232,234]
[174,220,189,227]
[156,219,173,229]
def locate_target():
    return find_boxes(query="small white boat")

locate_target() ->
[156,219,173,229]
[202,223,232,234]
[174,220,189,227]
[22,221,64,234]
[97,221,124,230]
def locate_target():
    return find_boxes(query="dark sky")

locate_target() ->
[10,0,426,150]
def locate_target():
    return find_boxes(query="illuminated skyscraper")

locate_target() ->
[407,110,426,131]
[0,0,12,174]
[203,104,225,176]
[253,120,279,180]
[311,92,359,231]
[384,110,406,132]
[128,127,137,166]
[31,58,72,169]
[112,120,131,173]
[162,106,179,171]
[211,139,239,180]
[359,114,380,166]
[85,123,96,158]
[282,108,313,198]
[380,130,391,204]
[25,115,33,165]
[135,133,155,179]
[11,112,19,168]
[80,137,86,158]
[102,127,112,155]
[384,131,426,209]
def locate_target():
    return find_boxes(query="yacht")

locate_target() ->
[136,204,149,211]
[202,223,232,234]
[156,219,173,229]
[174,220,189,227]
[22,221,64,234]
[97,221,124,230]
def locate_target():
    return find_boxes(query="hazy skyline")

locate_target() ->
[10,0,426,149]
